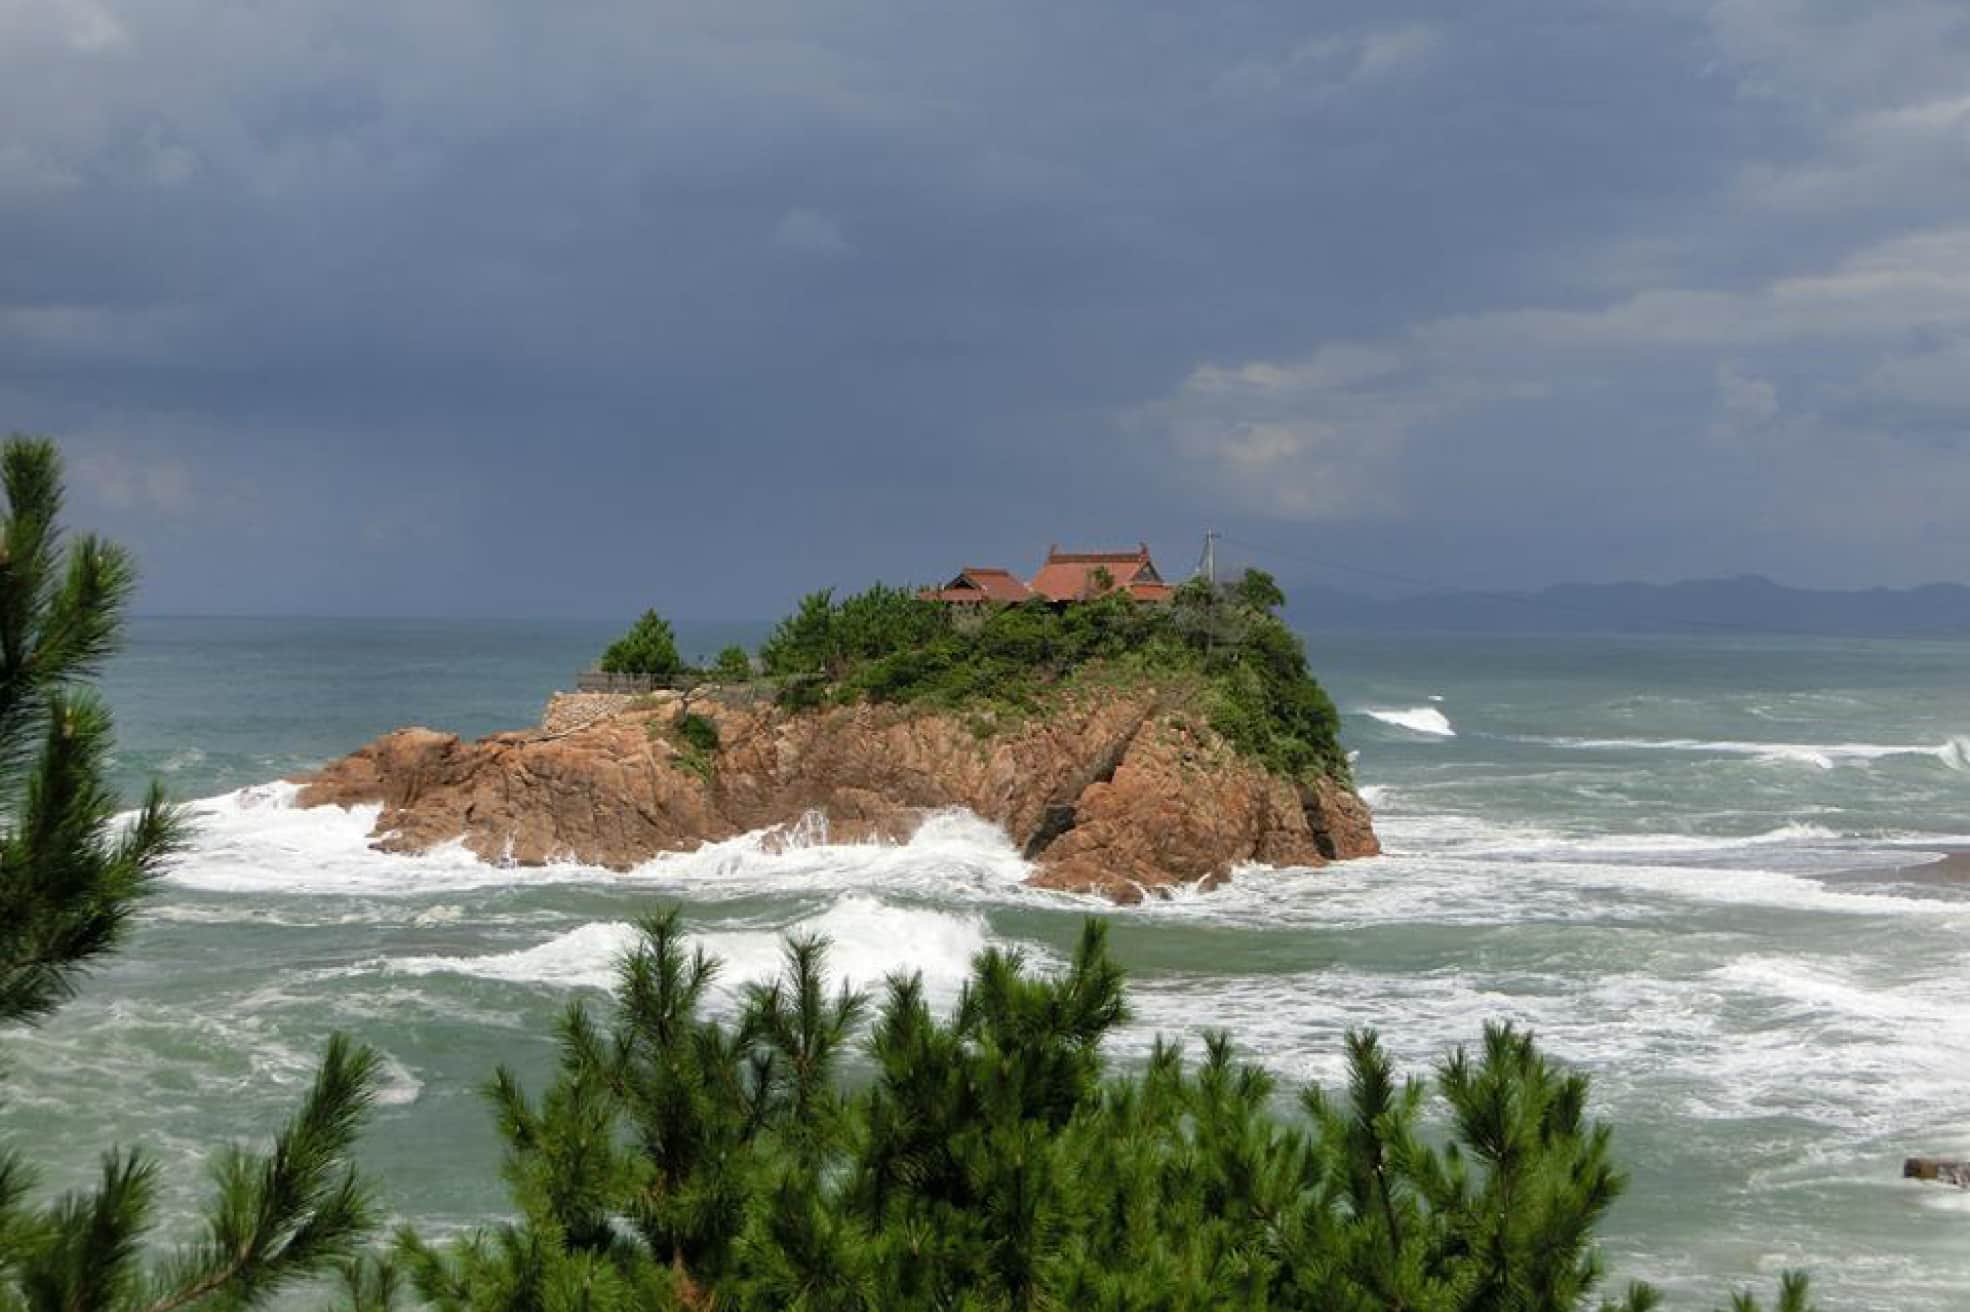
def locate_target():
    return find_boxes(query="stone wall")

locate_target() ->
[540,691,665,735]
[543,683,787,735]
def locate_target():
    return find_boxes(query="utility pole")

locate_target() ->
[1202,529,1219,586]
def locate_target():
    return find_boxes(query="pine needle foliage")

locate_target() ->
[712,646,753,683]
[0,435,381,1312]
[395,910,1816,1312]
[598,611,684,679]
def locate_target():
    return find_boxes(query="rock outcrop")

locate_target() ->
[1904,1157,1970,1188]
[295,685,1380,902]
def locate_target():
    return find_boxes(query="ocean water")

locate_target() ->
[6,617,1970,1308]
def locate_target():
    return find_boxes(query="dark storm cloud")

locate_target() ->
[4,0,1968,615]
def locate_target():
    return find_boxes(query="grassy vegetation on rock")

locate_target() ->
[648,708,721,782]
[753,571,1351,783]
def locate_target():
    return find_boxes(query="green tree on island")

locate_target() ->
[747,575,1353,783]
[599,609,684,679]
[0,437,380,1311]
[1235,565,1287,614]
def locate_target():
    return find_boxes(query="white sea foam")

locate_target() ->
[1686,956,1970,1129]
[163,783,617,896]
[1523,733,1970,771]
[390,895,995,1006]
[1455,822,1845,860]
[0,991,327,1122]
[375,1052,425,1107]
[1355,784,1396,808]
[1122,964,1726,1091]
[392,920,640,989]
[628,808,1038,906]
[1578,821,1839,850]
[695,897,997,1003]
[1364,807,1850,870]
[1361,705,1456,737]
[1122,948,1970,1146]
[1505,858,1959,920]
[1121,831,1963,933]
[165,785,1046,906]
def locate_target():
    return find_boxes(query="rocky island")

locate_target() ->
[299,554,1380,900]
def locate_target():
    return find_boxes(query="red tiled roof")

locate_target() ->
[922,566,1032,604]
[1028,543,1167,602]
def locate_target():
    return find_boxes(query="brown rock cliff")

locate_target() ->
[295,686,1380,901]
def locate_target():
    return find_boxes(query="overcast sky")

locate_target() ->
[4,0,1968,617]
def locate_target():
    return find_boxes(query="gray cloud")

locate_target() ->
[2,0,1966,613]
[772,208,852,257]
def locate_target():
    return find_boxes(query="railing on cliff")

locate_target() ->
[572,671,785,705]
[574,671,702,694]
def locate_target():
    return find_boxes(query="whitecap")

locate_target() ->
[167,782,1052,906]
[393,920,640,990]
[1521,734,1970,770]
[1116,951,1970,1146]
[389,895,996,1007]
[166,783,628,897]
[629,807,1038,906]
[374,1053,425,1107]
[1501,822,1842,859]
[1361,706,1456,737]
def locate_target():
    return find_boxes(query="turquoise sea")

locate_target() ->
[8,617,1970,1309]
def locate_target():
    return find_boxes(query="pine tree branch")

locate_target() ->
[15,1149,157,1312]
[0,438,64,778]
[0,439,382,1312]
[0,1148,35,1276]
[0,706,185,1027]
[138,1035,380,1312]
[0,444,134,811]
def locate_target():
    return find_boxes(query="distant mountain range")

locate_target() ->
[1283,575,1970,637]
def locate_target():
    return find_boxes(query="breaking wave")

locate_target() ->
[1361,706,1457,737]
[390,895,994,1005]
[161,786,1043,905]
[1473,821,1844,859]
[161,783,615,896]
[629,808,1037,905]
[1522,734,1970,771]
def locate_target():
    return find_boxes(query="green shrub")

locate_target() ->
[775,671,830,711]
[759,583,946,678]
[713,644,753,682]
[676,710,720,754]
[395,911,1819,1312]
[600,608,683,677]
[759,588,840,676]
[740,577,1354,783]
[1236,564,1287,613]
